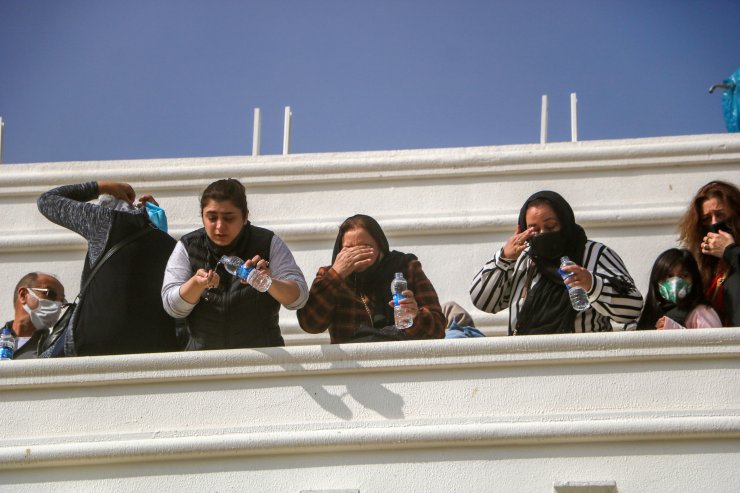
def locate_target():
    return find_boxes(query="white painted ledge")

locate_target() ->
[5,328,740,388]
[2,415,739,470]
[1,133,738,194]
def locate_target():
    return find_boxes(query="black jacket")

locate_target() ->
[722,243,740,327]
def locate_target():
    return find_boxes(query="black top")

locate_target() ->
[181,224,283,349]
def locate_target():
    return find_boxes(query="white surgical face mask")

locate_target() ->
[22,289,63,331]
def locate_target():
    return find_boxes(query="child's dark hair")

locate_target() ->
[199,179,248,218]
[636,248,707,330]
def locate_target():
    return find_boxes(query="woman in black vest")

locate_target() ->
[162,179,308,349]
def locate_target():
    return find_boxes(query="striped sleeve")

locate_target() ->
[583,242,644,323]
[470,248,517,314]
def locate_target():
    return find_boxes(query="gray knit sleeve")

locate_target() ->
[37,182,113,265]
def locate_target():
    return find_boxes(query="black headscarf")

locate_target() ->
[331,215,417,329]
[515,191,588,335]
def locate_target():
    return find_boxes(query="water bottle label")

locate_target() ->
[236,265,253,280]
[393,293,406,306]
[0,346,12,359]
[558,267,576,290]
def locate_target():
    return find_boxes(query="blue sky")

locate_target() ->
[0,0,738,163]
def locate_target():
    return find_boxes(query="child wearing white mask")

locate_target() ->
[636,249,722,330]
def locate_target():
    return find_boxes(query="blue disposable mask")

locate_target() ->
[145,202,168,233]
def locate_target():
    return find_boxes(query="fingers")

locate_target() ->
[389,290,419,314]
[138,194,158,207]
[561,264,593,292]
[196,269,220,289]
[701,232,731,257]
[208,271,220,288]
[718,230,735,241]
[342,246,375,267]
[504,227,535,259]
[245,255,268,269]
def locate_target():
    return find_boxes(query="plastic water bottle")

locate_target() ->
[559,256,591,311]
[219,255,272,292]
[0,327,15,361]
[391,272,414,329]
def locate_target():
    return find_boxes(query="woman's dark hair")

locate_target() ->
[636,248,707,330]
[331,214,390,263]
[199,179,248,218]
[678,180,740,285]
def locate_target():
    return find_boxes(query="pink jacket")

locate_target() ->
[660,304,723,330]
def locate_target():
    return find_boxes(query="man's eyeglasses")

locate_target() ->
[29,287,67,303]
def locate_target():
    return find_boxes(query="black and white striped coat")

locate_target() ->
[470,240,644,334]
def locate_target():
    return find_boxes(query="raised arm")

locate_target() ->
[470,248,519,314]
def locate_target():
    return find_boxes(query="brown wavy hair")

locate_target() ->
[678,180,740,284]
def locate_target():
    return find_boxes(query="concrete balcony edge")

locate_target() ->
[2,415,739,470]
[6,329,740,389]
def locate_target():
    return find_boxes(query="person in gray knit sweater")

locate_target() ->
[37,181,179,356]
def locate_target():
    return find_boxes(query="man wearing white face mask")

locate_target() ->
[2,272,66,359]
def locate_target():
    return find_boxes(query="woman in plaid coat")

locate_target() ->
[298,215,445,343]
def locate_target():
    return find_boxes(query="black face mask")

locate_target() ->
[709,221,732,234]
[529,231,568,260]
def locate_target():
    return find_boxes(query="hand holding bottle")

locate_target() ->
[220,255,272,292]
[559,261,593,293]
[390,272,416,329]
[388,289,418,320]
[559,257,591,312]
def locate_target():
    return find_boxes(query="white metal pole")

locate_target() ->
[282,106,292,155]
[252,108,261,156]
[540,95,548,144]
[0,117,4,164]
[570,93,578,142]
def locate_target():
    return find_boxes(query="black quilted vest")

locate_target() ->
[75,212,178,356]
[181,224,283,349]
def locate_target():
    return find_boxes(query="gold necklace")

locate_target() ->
[358,292,374,325]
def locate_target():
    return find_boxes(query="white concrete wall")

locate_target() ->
[2,135,740,491]
[1,133,738,340]
[2,329,739,492]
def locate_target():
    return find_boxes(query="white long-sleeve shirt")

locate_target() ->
[470,240,644,334]
[161,234,308,318]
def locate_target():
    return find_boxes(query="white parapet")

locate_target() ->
[1,329,739,491]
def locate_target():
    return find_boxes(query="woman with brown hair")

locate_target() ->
[161,179,308,349]
[678,180,740,326]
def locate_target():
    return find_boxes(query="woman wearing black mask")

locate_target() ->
[679,180,740,326]
[470,191,644,335]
